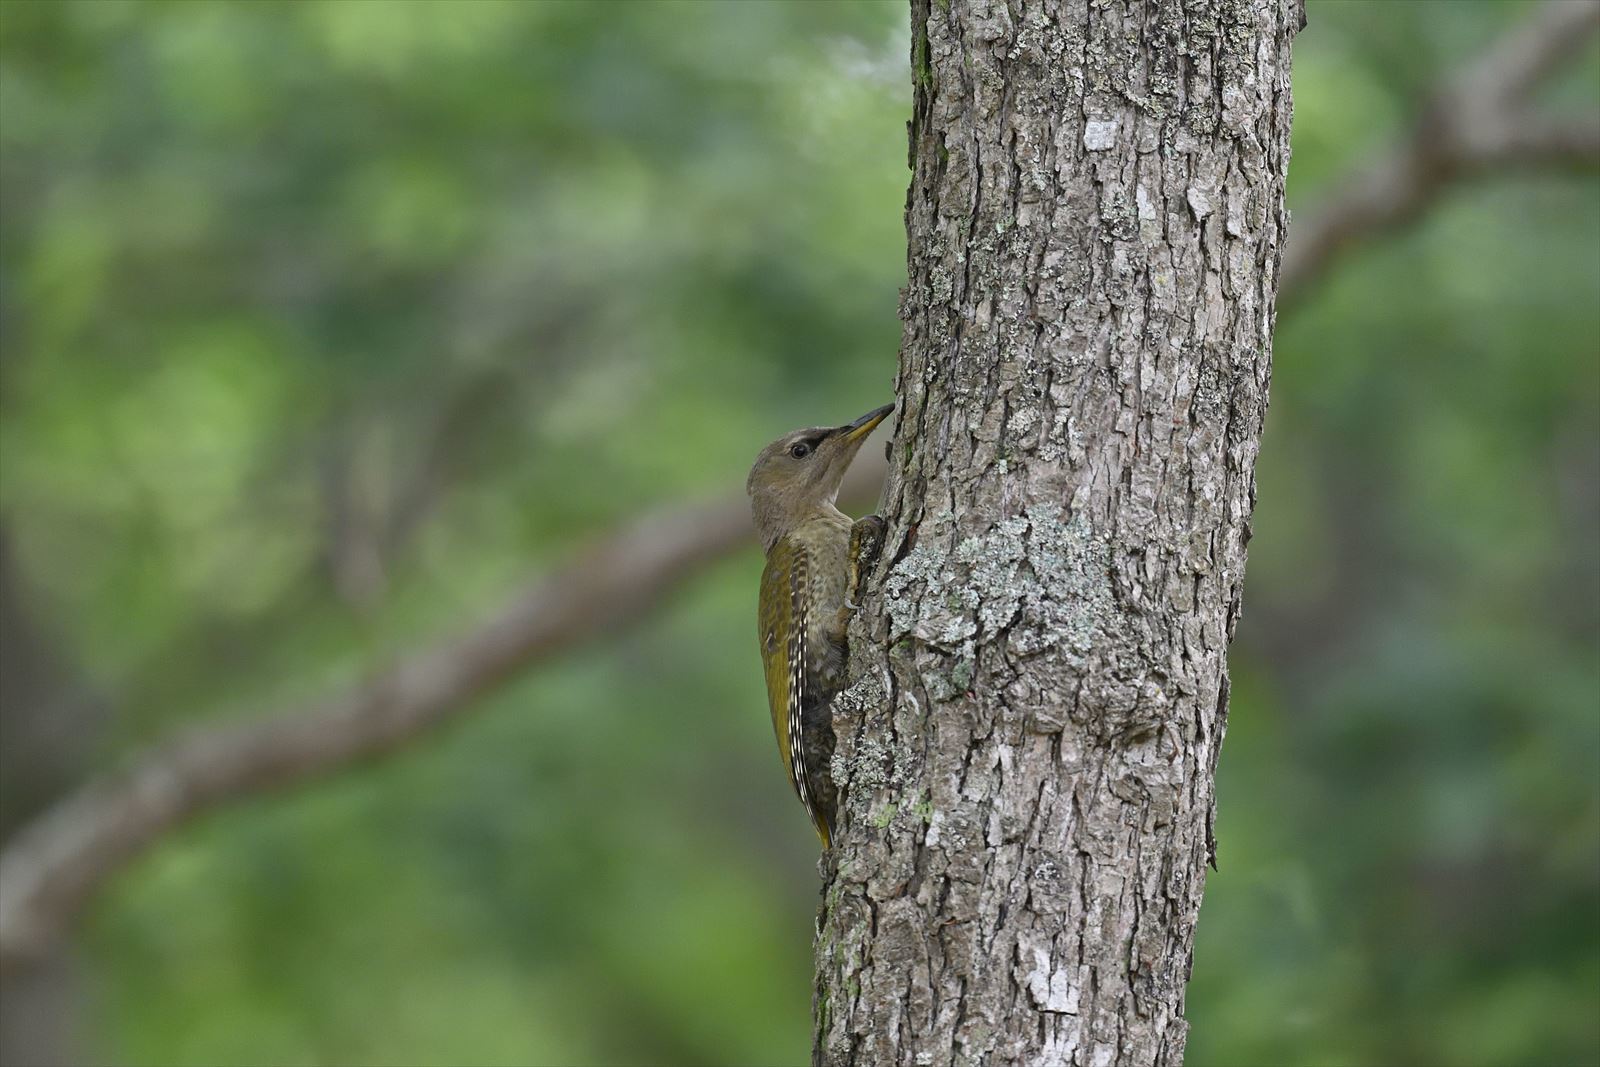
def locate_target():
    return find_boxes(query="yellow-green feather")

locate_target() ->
[758,537,831,846]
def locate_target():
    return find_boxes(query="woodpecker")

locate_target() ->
[747,403,893,847]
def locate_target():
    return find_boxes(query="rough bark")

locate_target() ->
[815,1,1297,1064]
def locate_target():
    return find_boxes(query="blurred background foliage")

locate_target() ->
[0,1,1595,1065]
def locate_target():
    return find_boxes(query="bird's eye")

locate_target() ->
[789,441,813,459]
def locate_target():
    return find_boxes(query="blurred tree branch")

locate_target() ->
[3,0,1599,977]
[1281,0,1600,302]
[0,458,884,974]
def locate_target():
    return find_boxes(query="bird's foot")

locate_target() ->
[846,514,887,611]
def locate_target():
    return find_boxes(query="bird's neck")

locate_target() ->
[771,503,852,555]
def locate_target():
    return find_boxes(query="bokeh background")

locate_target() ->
[0,1,1596,1065]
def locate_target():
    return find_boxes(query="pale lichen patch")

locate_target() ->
[1083,118,1119,150]
[881,508,1115,659]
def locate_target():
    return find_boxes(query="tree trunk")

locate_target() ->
[815,1,1298,1064]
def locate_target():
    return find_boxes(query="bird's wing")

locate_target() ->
[759,538,810,810]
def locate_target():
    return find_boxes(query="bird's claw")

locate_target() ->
[845,514,887,611]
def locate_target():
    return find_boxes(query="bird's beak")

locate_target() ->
[835,403,895,445]
[815,402,894,500]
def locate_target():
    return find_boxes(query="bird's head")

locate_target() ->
[746,403,894,552]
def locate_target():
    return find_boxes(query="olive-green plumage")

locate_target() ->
[748,404,893,847]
